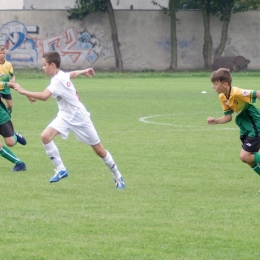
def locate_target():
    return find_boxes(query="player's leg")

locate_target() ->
[2,94,12,115]
[91,142,125,188]
[72,118,125,188]
[2,121,26,146]
[239,136,260,175]
[41,121,68,183]
[0,121,26,171]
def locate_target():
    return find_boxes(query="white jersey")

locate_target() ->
[47,70,90,126]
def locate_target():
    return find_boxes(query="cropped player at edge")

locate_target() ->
[207,68,260,177]
[0,46,15,115]
[14,51,125,189]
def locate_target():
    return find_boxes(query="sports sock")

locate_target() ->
[0,146,22,164]
[251,163,260,175]
[102,150,122,179]
[13,134,17,144]
[43,141,66,171]
[254,153,260,163]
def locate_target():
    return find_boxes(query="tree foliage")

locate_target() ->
[67,0,107,20]
[67,0,123,71]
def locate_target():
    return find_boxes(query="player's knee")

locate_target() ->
[41,132,51,144]
[239,153,251,164]
[5,140,15,147]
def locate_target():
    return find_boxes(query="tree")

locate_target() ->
[211,0,256,61]
[67,0,123,71]
[181,0,258,69]
[152,0,178,71]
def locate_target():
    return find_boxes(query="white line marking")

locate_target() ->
[139,114,237,131]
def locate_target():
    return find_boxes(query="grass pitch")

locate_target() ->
[1,71,260,259]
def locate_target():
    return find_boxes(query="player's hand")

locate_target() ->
[83,68,95,78]
[14,83,26,94]
[207,117,217,124]
[27,96,36,103]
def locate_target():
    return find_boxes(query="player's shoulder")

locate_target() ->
[4,60,13,67]
[232,86,253,97]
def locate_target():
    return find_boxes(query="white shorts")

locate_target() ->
[48,116,100,145]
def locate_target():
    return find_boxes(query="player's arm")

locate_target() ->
[69,68,95,78]
[207,114,232,125]
[14,83,52,101]
[10,75,15,83]
[256,91,260,100]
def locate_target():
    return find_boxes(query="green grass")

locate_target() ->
[1,72,260,259]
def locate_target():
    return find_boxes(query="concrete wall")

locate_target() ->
[0,10,259,71]
[2,0,23,9]
[3,0,169,10]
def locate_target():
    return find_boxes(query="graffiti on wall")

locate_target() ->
[0,21,110,67]
[0,21,38,65]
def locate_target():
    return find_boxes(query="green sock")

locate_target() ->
[0,146,22,164]
[13,134,17,144]
[251,164,260,175]
[254,153,260,163]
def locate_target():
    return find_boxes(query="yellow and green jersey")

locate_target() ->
[0,60,14,95]
[219,86,260,137]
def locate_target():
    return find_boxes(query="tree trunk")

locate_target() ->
[169,0,177,71]
[214,4,232,60]
[106,0,123,71]
[201,2,213,69]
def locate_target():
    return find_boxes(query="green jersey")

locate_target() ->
[0,100,10,125]
[219,86,260,137]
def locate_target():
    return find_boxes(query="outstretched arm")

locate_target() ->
[14,83,52,101]
[207,114,232,125]
[6,82,36,103]
[69,68,95,79]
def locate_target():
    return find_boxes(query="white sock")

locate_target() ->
[43,141,66,171]
[102,150,122,179]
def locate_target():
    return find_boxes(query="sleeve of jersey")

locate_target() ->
[236,88,256,103]
[9,63,14,76]
[219,94,233,115]
[250,90,257,103]
[47,79,61,96]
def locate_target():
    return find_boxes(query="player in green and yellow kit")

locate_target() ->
[207,68,260,176]
[0,46,15,115]
[0,81,27,171]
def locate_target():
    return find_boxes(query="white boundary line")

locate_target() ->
[139,114,237,131]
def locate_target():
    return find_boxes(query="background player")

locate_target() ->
[0,81,27,171]
[0,46,15,115]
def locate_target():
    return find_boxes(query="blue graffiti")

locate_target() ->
[0,21,38,65]
[157,37,194,51]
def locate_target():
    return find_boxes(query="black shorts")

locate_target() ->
[0,93,12,100]
[240,135,260,153]
[0,120,14,138]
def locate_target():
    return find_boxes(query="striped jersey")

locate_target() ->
[219,86,260,137]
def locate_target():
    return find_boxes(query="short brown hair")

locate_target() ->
[211,68,232,86]
[0,46,6,51]
[42,51,61,68]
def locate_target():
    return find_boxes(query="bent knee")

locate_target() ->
[239,154,253,164]
[41,132,51,144]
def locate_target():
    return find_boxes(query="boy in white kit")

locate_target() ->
[14,51,125,189]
